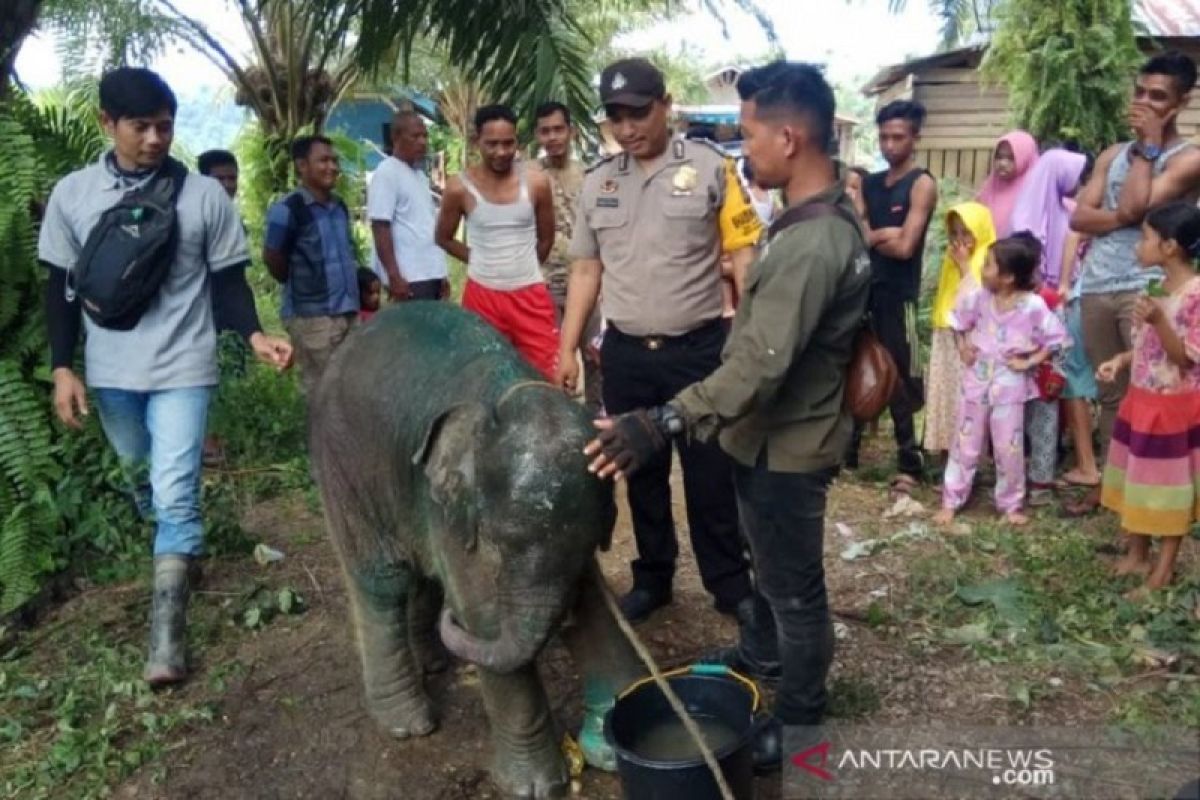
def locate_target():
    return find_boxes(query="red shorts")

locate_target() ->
[461,279,560,379]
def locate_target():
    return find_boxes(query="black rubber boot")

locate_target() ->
[144,555,190,687]
[753,715,783,775]
[699,593,781,682]
[699,644,782,683]
[617,587,671,625]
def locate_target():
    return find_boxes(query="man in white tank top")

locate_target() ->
[435,104,559,378]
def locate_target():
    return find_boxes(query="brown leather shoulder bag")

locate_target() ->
[767,201,899,423]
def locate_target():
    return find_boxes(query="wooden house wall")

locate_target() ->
[879,39,1200,189]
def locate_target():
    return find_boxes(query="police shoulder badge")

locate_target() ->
[672,165,698,194]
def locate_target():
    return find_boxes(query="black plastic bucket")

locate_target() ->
[605,665,758,800]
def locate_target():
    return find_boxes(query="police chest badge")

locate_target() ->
[597,178,620,207]
[672,165,698,196]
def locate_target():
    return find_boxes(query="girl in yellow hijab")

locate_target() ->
[924,201,997,455]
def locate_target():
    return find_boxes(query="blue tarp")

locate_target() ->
[326,89,441,170]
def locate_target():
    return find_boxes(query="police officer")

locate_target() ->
[584,60,872,773]
[556,58,764,624]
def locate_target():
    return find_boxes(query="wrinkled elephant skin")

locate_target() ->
[310,304,643,799]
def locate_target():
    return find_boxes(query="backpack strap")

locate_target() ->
[139,156,188,206]
[163,157,188,205]
[281,192,315,254]
[768,200,863,245]
[768,199,871,327]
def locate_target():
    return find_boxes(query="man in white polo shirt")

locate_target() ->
[369,110,449,301]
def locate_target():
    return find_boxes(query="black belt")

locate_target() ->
[607,319,723,351]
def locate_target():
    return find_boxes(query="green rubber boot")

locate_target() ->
[578,679,617,772]
[144,555,190,687]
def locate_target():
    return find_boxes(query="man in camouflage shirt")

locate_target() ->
[533,101,602,414]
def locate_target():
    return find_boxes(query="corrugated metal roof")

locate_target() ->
[1136,0,1200,37]
[862,0,1200,96]
[861,46,984,96]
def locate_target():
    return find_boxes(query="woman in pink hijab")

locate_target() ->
[976,131,1039,236]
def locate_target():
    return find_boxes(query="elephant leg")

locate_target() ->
[445,579,566,798]
[561,560,645,772]
[478,665,568,799]
[407,574,449,674]
[347,561,437,739]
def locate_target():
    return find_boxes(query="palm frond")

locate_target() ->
[873,0,997,48]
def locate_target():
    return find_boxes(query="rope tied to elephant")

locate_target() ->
[598,578,737,800]
[496,379,558,407]
[496,377,734,798]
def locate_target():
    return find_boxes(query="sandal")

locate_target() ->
[1059,496,1099,518]
[1057,469,1101,488]
[1027,484,1055,508]
[888,474,919,500]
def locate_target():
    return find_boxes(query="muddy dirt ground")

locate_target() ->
[54,437,1186,799]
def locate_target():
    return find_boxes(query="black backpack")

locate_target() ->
[72,157,188,330]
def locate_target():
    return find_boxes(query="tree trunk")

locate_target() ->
[0,0,45,98]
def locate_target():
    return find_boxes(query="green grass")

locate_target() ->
[0,574,307,799]
[0,624,218,799]
[898,514,1200,727]
[828,674,883,719]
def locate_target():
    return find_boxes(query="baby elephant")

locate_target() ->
[311,304,642,799]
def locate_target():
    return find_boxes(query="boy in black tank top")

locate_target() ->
[846,100,938,496]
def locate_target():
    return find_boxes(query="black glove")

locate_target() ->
[597,405,685,477]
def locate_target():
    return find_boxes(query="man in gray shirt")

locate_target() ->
[40,68,292,687]
[1067,51,1200,516]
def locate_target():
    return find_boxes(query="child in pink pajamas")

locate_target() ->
[934,232,1067,527]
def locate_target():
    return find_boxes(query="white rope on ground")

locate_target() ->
[598,576,737,800]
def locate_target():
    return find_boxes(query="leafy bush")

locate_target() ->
[207,333,309,494]
[982,0,1142,153]
[916,177,972,353]
[0,94,77,613]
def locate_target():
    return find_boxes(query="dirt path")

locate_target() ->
[100,441,1196,799]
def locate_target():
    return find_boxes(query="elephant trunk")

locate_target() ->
[439,595,563,674]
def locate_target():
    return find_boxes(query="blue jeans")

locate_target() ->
[93,386,214,557]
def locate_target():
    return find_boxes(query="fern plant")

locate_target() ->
[0,85,111,613]
[0,101,57,612]
[981,0,1142,153]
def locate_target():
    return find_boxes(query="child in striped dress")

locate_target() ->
[1098,202,1200,591]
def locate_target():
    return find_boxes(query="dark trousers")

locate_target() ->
[601,322,752,610]
[850,288,924,476]
[735,461,835,725]
[408,279,445,301]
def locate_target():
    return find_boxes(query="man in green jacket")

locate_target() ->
[585,60,871,772]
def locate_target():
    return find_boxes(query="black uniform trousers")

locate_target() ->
[849,285,924,477]
[600,320,752,611]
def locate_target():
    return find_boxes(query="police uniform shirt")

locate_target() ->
[569,138,763,337]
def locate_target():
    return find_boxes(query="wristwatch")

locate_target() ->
[650,404,687,438]
[1135,142,1163,161]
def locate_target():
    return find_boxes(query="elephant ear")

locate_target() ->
[414,404,491,552]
